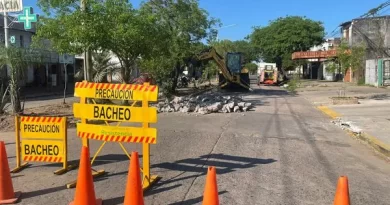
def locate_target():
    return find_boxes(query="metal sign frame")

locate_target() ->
[11,116,77,175]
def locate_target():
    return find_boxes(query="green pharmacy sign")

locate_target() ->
[18,7,37,30]
[10,36,15,44]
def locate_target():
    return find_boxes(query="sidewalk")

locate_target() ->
[328,103,390,156]
[298,80,390,158]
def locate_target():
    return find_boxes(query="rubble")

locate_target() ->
[154,92,254,115]
[332,118,362,134]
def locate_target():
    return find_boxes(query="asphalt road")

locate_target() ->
[2,85,390,205]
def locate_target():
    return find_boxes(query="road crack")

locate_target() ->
[181,115,236,202]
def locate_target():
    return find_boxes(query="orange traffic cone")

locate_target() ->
[69,146,102,205]
[123,152,144,205]
[202,166,219,205]
[0,141,21,204]
[333,176,350,205]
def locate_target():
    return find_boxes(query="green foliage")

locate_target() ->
[210,40,258,63]
[75,51,119,83]
[357,77,365,85]
[139,0,219,93]
[36,0,218,94]
[0,46,43,114]
[336,41,366,73]
[248,16,324,67]
[0,83,10,114]
[286,74,300,93]
[325,61,338,73]
[201,61,218,85]
[35,0,166,83]
[245,63,258,74]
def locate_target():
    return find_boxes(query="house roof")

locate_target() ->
[339,21,352,27]
[340,15,390,27]
[0,14,36,33]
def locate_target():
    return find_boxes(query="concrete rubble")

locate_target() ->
[154,92,254,115]
[332,118,362,134]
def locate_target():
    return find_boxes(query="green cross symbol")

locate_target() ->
[18,7,38,30]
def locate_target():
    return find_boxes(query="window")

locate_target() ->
[20,35,24,47]
[265,65,273,70]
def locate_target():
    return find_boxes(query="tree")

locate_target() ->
[211,40,258,63]
[139,0,219,93]
[330,41,366,81]
[35,0,162,83]
[248,16,324,68]
[75,51,119,83]
[95,0,166,83]
[245,62,258,75]
[0,46,42,114]
[34,0,102,54]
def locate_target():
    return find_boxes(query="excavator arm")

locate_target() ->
[195,47,252,91]
[195,47,233,82]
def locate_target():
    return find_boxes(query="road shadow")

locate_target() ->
[152,153,276,175]
[168,191,228,205]
[102,154,275,204]
[103,183,183,205]
[147,153,276,197]
[11,174,23,179]
[36,153,135,168]
[21,184,67,200]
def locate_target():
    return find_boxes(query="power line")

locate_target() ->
[327,1,390,38]
[360,0,390,18]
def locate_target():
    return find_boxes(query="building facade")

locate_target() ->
[340,16,390,83]
[291,38,342,81]
[0,14,75,89]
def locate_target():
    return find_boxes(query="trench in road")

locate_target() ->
[180,114,238,202]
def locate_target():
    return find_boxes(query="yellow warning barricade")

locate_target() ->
[68,81,159,190]
[11,116,77,175]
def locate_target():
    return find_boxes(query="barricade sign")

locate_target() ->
[74,82,158,101]
[11,116,77,175]
[68,80,160,190]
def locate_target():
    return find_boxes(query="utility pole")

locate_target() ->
[81,0,90,81]
[3,0,9,79]
[4,12,9,48]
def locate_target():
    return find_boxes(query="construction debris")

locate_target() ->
[332,118,362,134]
[154,93,254,115]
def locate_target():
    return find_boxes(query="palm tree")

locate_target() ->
[0,46,42,114]
[75,51,120,83]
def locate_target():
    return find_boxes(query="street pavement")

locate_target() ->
[2,85,390,205]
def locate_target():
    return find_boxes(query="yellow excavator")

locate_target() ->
[196,47,252,91]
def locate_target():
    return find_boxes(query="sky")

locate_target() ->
[28,0,390,41]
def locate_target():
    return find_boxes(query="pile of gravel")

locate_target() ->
[154,92,254,115]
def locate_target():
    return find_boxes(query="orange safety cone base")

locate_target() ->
[0,191,21,204]
[69,198,102,205]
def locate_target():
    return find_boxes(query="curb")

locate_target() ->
[317,106,341,119]
[317,106,390,158]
